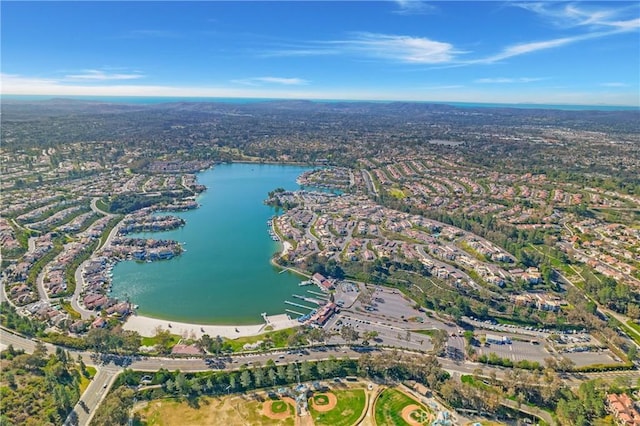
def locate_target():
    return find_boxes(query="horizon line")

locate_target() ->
[2,94,638,110]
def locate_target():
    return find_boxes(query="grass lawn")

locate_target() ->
[310,389,366,426]
[224,327,299,352]
[141,334,181,347]
[627,320,640,334]
[85,366,97,378]
[271,400,288,414]
[313,394,329,405]
[374,388,430,426]
[136,396,294,426]
[461,375,493,391]
[415,329,437,337]
[78,366,97,394]
[388,188,406,199]
[60,300,81,320]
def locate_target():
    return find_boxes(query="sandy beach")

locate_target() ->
[123,312,300,339]
[281,241,293,257]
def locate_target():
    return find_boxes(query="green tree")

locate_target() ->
[430,329,449,356]
[286,363,298,383]
[268,367,277,386]
[253,366,265,387]
[240,369,252,389]
[340,325,359,344]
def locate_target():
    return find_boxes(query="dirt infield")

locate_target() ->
[262,397,295,420]
[311,392,338,412]
[401,404,430,426]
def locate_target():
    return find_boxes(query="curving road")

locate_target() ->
[69,198,123,320]
[71,260,95,320]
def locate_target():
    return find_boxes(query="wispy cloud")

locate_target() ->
[463,3,639,64]
[2,73,59,88]
[474,30,614,64]
[260,32,459,64]
[393,0,437,16]
[516,2,640,31]
[336,32,459,64]
[601,82,628,87]
[475,77,546,84]
[231,76,309,86]
[2,73,638,106]
[64,69,144,81]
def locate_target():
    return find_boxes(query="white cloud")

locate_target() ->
[231,77,309,86]
[479,36,581,63]
[1,73,59,88]
[64,69,145,81]
[471,3,638,64]
[601,82,628,87]
[474,29,623,64]
[475,77,546,84]
[393,0,437,16]
[2,72,638,106]
[260,32,459,64]
[339,32,459,64]
[516,2,640,31]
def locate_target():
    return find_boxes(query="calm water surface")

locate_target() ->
[110,163,312,324]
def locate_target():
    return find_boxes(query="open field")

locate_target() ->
[309,389,366,426]
[135,395,294,426]
[134,384,373,426]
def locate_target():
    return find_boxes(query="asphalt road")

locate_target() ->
[65,365,121,426]
[71,260,95,320]
[3,326,640,426]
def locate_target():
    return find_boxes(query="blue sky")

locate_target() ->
[2,1,639,105]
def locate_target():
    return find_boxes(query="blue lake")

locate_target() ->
[110,163,312,324]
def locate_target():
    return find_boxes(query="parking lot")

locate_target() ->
[324,281,624,370]
[564,349,624,367]
[324,313,433,352]
[477,339,551,364]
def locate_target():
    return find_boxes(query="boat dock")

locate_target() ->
[292,294,324,306]
[307,290,329,299]
[286,309,305,317]
[268,217,281,241]
[284,300,315,311]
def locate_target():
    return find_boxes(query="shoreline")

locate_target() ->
[123,312,300,339]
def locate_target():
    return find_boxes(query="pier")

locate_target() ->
[307,290,329,299]
[284,300,315,311]
[292,294,324,306]
[286,309,305,316]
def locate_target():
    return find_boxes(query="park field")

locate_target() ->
[134,384,440,426]
[374,388,432,426]
[309,389,366,426]
[135,395,294,426]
